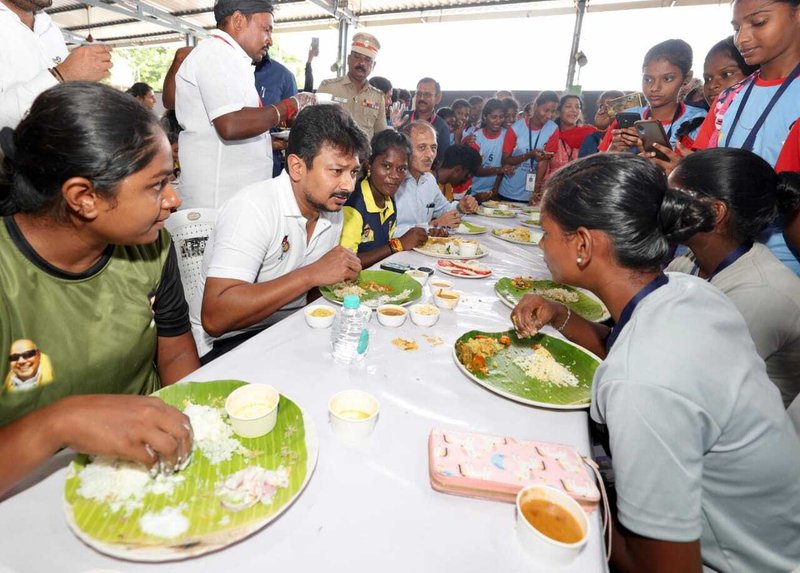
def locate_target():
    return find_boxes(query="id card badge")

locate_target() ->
[525,172,537,192]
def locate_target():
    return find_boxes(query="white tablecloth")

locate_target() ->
[0,213,609,573]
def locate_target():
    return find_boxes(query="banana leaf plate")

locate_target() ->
[453,330,599,409]
[495,278,610,322]
[453,220,488,235]
[320,270,422,307]
[63,380,318,561]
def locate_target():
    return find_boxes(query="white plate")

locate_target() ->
[491,228,543,246]
[436,259,492,279]
[63,391,319,562]
[519,219,541,229]
[413,245,489,260]
[451,345,598,410]
[476,208,517,219]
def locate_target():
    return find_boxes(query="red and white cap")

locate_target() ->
[351,32,380,59]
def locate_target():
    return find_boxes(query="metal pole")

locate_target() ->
[565,0,587,90]
[335,18,349,77]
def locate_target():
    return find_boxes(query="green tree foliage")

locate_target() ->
[115,46,175,88]
[114,41,306,92]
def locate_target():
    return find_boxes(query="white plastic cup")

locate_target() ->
[224,384,280,439]
[515,485,589,567]
[328,390,379,442]
[459,242,479,257]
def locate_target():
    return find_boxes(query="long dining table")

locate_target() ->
[0,210,609,573]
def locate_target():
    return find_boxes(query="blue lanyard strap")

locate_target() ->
[528,122,543,171]
[690,242,753,280]
[724,63,800,151]
[604,274,669,353]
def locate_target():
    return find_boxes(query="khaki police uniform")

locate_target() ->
[318,76,387,140]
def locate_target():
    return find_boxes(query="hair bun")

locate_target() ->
[658,187,716,243]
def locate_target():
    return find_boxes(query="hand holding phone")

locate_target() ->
[615,112,640,129]
[634,119,671,161]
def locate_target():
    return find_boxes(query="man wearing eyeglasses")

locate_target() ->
[402,77,451,166]
[4,339,53,393]
[317,32,387,140]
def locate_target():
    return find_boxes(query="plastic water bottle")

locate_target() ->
[330,295,370,364]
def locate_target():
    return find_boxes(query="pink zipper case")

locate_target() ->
[428,428,600,511]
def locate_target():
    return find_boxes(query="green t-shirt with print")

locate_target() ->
[0,217,189,425]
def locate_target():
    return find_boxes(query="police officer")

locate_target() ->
[317,32,387,140]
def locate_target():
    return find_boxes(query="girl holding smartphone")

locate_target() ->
[601,39,707,153]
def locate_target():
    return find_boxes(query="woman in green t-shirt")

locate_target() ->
[0,82,200,495]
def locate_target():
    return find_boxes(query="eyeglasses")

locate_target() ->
[9,349,38,362]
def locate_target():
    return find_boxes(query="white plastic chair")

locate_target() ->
[165,208,216,306]
[788,394,800,437]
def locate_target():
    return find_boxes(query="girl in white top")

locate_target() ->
[511,153,800,573]
[667,148,800,407]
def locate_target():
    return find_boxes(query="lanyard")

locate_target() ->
[644,102,684,144]
[604,274,669,353]
[690,242,752,280]
[528,121,543,171]
[559,138,574,162]
[724,62,800,150]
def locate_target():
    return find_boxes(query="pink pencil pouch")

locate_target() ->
[428,428,600,512]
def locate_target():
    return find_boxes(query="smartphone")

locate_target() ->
[615,112,640,129]
[311,37,319,50]
[634,119,671,161]
[380,262,412,274]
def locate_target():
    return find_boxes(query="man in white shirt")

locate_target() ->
[175,0,313,210]
[0,0,112,129]
[393,122,477,236]
[193,104,369,360]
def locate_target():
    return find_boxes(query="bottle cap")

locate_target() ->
[343,295,360,309]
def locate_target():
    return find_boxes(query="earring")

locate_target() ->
[577,257,583,264]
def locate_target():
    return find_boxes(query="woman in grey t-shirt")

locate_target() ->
[511,153,800,573]
[666,148,800,407]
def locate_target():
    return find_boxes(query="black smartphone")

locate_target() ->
[634,119,671,161]
[615,112,640,129]
[380,262,411,273]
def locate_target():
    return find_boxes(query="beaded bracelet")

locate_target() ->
[389,238,403,253]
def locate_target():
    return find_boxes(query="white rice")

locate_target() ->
[513,352,579,387]
[139,506,190,539]
[184,402,244,464]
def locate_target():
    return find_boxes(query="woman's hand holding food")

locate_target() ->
[511,295,565,338]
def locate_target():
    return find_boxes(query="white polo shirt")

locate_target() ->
[0,5,67,129]
[175,29,272,210]
[190,172,342,354]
